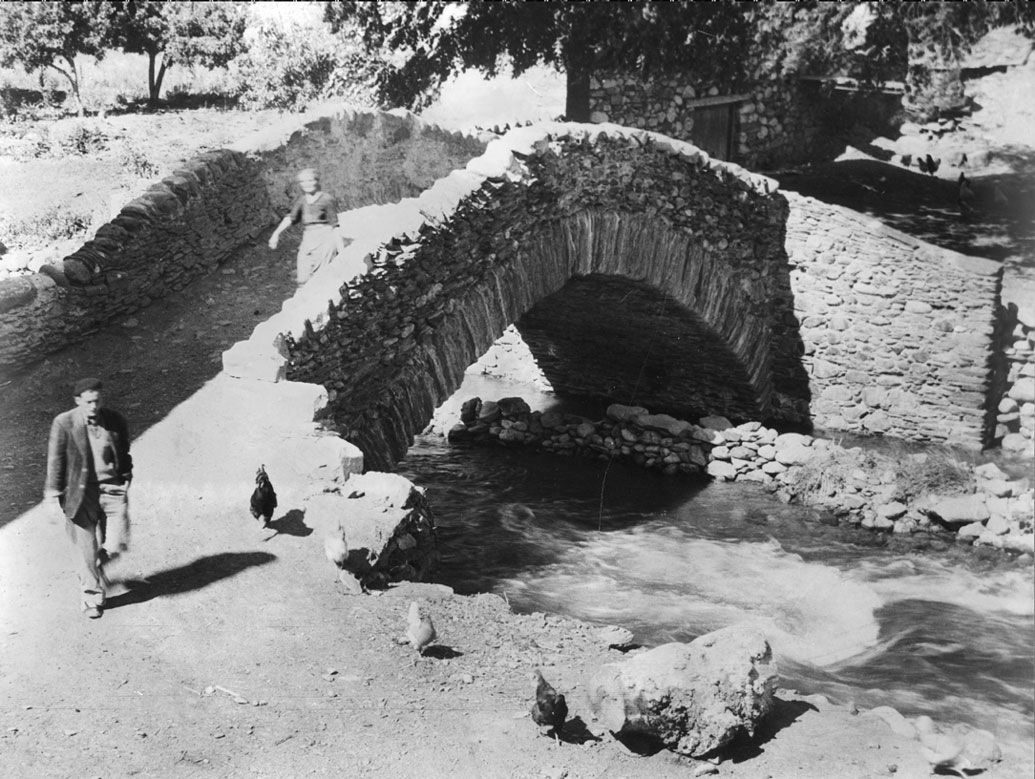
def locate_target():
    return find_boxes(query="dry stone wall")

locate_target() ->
[0,149,268,371]
[995,302,1035,455]
[781,194,1002,449]
[0,107,487,375]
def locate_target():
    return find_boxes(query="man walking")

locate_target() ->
[45,377,133,618]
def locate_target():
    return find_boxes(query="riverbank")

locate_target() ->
[2,367,1030,779]
[444,393,1035,556]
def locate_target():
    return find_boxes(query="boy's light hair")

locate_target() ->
[297,168,319,183]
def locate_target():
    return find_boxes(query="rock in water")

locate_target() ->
[587,624,777,757]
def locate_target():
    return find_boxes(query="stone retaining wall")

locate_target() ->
[780,193,1003,449]
[0,107,487,375]
[448,397,1035,554]
[995,308,1035,454]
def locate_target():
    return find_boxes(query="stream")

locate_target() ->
[395,374,1035,750]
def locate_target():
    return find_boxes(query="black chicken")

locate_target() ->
[918,153,940,176]
[249,465,277,526]
[531,669,568,739]
[958,172,976,220]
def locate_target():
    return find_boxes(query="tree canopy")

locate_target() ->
[0,0,248,110]
[108,1,248,105]
[325,0,1035,120]
[0,0,112,115]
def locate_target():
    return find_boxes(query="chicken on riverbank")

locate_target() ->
[918,153,940,175]
[531,669,568,740]
[324,524,349,574]
[958,172,977,220]
[405,600,437,661]
[914,715,1001,777]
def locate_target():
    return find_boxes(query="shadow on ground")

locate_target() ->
[262,508,312,539]
[725,697,820,762]
[104,550,276,610]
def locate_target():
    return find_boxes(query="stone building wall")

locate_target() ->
[588,73,901,169]
[588,74,827,169]
[0,108,487,375]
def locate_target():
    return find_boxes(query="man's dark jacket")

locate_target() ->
[45,407,132,520]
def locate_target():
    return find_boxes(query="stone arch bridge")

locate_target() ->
[227,123,1002,471]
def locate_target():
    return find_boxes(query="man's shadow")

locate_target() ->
[104,551,276,609]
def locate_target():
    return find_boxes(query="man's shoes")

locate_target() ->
[84,606,103,619]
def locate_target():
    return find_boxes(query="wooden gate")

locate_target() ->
[686,94,747,162]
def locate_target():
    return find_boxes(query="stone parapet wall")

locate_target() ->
[0,149,268,373]
[248,108,488,217]
[780,192,1002,449]
[0,106,487,376]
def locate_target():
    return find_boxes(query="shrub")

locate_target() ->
[1,205,92,246]
[894,446,975,501]
[48,119,110,156]
[116,140,162,179]
[232,21,378,111]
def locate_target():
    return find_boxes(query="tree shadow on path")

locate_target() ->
[104,551,276,610]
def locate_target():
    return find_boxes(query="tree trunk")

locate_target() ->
[56,56,84,116]
[148,51,168,106]
[565,66,590,122]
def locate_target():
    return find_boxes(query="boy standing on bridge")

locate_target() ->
[268,168,348,286]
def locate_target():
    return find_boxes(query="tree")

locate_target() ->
[109,0,248,105]
[0,1,112,116]
[325,1,750,120]
[326,0,1035,122]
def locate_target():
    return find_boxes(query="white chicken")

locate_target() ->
[405,600,437,661]
[914,715,1001,777]
[323,524,349,576]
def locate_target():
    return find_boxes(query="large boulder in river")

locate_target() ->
[304,472,438,590]
[586,624,778,757]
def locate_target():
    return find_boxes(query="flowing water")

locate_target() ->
[396,376,1035,750]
